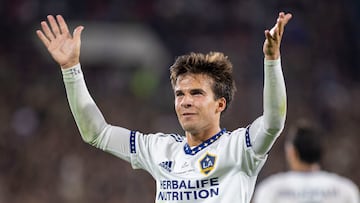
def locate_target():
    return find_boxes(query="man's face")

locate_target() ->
[174,73,225,134]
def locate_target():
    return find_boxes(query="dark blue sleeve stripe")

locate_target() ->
[170,134,183,142]
[130,131,136,153]
[245,125,252,147]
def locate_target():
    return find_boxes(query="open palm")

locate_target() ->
[36,15,84,69]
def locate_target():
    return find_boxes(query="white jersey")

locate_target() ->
[253,171,360,203]
[127,127,267,202]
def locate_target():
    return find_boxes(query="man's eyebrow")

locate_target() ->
[174,88,206,96]
[190,88,205,93]
[174,89,183,94]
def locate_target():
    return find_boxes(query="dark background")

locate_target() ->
[0,0,359,202]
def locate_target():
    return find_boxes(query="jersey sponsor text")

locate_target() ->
[157,177,219,200]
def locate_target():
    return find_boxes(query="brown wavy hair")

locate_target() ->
[170,52,236,112]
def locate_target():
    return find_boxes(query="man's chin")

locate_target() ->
[181,124,199,134]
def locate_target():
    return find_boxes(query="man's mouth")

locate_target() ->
[182,113,196,116]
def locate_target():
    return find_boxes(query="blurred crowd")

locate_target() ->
[0,0,359,202]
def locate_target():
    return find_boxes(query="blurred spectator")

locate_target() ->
[252,120,360,203]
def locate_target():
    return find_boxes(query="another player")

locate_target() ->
[252,120,360,203]
[36,12,292,203]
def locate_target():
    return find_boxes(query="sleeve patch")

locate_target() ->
[245,125,252,147]
[130,131,136,153]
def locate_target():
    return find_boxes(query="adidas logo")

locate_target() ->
[159,161,173,172]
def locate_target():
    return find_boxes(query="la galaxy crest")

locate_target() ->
[199,153,216,175]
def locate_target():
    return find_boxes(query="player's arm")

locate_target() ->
[36,14,104,143]
[249,12,292,156]
[36,15,132,161]
[62,64,132,161]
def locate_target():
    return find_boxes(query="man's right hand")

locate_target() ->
[263,12,292,60]
[36,15,84,69]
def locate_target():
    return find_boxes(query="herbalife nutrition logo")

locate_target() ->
[159,161,173,172]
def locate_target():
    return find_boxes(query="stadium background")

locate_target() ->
[0,0,359,202]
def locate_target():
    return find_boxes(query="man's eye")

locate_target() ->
[192,91,203,95]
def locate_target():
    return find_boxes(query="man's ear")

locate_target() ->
[216,97,227,113]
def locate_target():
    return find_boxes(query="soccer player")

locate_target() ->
[252,120,360,203]
[36,12,292,203]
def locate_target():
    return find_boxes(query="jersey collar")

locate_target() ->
[183,128,226,155]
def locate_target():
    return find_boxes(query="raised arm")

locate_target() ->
[37,16,141,163]
[250,12,292,155]
[36,16,131,149]
[37,15,108,144]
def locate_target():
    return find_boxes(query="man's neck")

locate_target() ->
[186,127,222,147]
[292,162,320,172]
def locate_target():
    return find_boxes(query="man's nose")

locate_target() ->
[181,95,193,108]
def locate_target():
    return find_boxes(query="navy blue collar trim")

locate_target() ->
[184,128,226,155]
